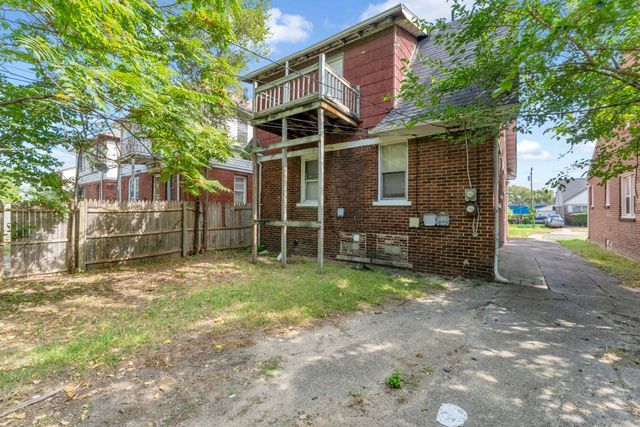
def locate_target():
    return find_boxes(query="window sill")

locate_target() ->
[373,200,412,207]
[296,201,318,208]
[620,216,636,222]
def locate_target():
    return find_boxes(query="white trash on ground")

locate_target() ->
[436,403,468,427]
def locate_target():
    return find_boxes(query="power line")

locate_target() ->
[163,8,412,122]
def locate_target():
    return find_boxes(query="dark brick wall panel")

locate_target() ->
[259,136,499,279]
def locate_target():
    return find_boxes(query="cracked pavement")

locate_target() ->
[180,239,640,426]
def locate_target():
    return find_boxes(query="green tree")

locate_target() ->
[507,184,554,206]
[397,0,639,186]
[0,0,268,203]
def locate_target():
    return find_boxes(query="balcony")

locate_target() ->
[252,56,361,138]
[118,135,157,166]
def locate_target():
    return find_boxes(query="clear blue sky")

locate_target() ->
[54,0,591,187]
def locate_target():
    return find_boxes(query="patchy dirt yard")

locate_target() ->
[0,250,442,425]
[1,242,640,426]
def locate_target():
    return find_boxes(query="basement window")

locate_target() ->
[621,173,636,219]
[374,142,411,206]
[298,155,318,207]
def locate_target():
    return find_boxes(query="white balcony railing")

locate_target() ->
[119,135,153,159]
[253,56,360,119]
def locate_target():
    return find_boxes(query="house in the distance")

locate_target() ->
[74,112,253,205]
[589,137,639,261]
[243,4,518,279]
[554,178,588,218]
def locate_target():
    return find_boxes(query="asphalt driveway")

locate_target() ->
[184,239,640,426]
[48,239,640,426]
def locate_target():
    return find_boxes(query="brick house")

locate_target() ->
[243,5,518,279]
[75,114,253,205]
[588,137,639,262]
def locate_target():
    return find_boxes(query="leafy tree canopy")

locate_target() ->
[0,0,268,203]
[507,184,555,206]
[398,0,639,187]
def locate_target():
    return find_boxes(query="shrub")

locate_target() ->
[385,369,403,389]
[566,213,587,226]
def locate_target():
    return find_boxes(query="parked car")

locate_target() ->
[545,214,565,228]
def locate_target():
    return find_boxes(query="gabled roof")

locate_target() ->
[242,3,425,82]
[373,23,518,133]
[557,178,588,203]
[210,158,252,174]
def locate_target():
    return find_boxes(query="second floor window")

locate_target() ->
[605,180,611,207]
[128,176,140,201]
[621,173,636,219]
[379,142,408,200]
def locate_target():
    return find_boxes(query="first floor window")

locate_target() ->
[152,175,161,201]
[167,175,175,201]
[234,176,247,204]
[379,142,407,200]
[301,156,318,203]
[128,176,140,201]
[605,180,611,207]
[590,185,594,208]
[621,173,636,218]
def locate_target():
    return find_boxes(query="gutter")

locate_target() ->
[493,136,509,283]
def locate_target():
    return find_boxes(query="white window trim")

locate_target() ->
[590,185,594,208]
[298,154,319,207]
[605,180,611,207]
[376,141,410,206]
[152,174,160,201]
[128,176,140,201]
[234,176,247,204]
[621,172,636,219]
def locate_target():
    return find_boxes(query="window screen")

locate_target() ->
[380,143,407,199]
[304,159,318,201]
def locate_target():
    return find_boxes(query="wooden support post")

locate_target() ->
[317,108,325,273]
[251,137,259,263]
[318,53,325,98]
[77,200,87,271]
[182,201,187,257]
[281,119,288,267]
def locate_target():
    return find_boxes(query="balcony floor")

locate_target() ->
[254,98,360,139]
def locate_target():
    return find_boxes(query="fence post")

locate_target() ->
[201,198,207,253]
[193,198,201,254]
[0,202,4,280]
[77,200,87,271]
[182,201,187,257]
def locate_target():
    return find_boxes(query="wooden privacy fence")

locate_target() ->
[0,200,252,278]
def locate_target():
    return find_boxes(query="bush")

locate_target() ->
[565,213,587,226]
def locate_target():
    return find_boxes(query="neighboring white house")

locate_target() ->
[536,204,555,219]
[555,178,589,217]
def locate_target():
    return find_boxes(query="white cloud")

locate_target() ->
[267,8,313,50]
[518,139,552,161]
[360,0,472,21]
[579,140,596,153]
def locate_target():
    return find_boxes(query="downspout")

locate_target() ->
[493,137,509,283]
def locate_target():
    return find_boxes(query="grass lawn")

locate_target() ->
[508,224,554,239]
[558,240,640,289]
[0,250,446,393]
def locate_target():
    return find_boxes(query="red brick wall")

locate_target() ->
[256,24,417,147]
[393,26,417,106]
[589,173,640,262]
[259,136,499,278]
[118,168,253,204]
[80,180,117,201]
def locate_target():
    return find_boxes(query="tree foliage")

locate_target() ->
[0,0,268,202]
[398,0,639,186]
[507,184,554,206]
